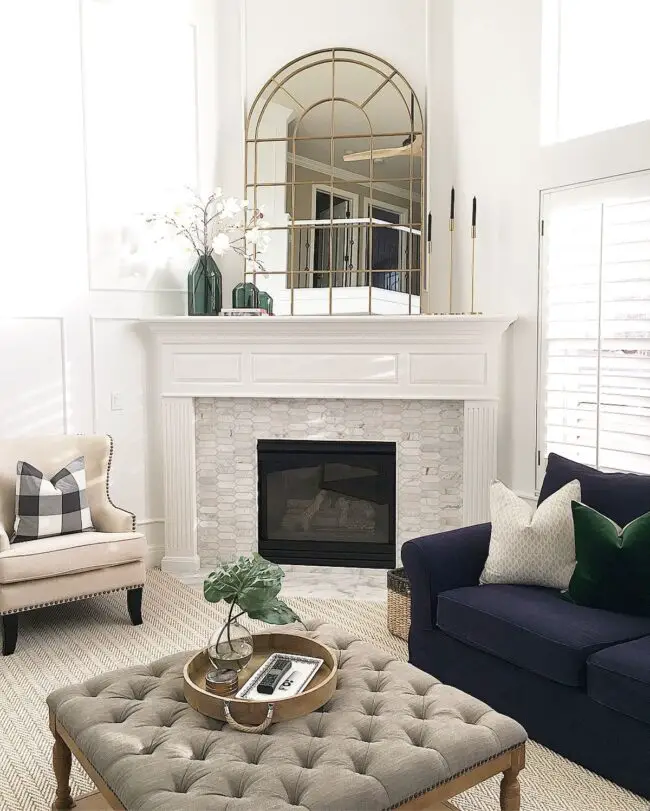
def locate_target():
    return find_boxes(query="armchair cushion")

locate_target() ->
[0,531,145,584]
[13,456,93,543]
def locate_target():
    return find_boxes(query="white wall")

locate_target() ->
[0,0,217,563]
[450,0,650,499]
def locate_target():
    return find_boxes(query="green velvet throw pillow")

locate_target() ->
[568,501,650,616]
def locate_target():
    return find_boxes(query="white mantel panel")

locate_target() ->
[252,353,399,385]
[143,315,515,402]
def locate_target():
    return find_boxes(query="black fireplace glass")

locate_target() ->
[257,439,396,568]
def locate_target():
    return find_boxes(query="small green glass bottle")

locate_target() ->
[232,281,260,309]
[258,290,274,315]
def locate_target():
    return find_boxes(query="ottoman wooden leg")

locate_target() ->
[52,730,75,810]
[500,745,525,811]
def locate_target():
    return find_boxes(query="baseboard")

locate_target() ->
[161,555,201,575]
[137,521,165,568]
[146,542,165,569]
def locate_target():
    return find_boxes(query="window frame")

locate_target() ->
[536,169,650,489]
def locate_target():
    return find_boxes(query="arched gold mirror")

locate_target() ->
[246,48,424,315]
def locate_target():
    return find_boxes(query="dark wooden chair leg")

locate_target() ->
[127,587,143,626]
[2,614,18,656]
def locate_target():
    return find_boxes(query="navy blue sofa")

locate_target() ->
[402,456,650,799]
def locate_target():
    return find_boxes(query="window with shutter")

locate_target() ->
[537,172,650,487]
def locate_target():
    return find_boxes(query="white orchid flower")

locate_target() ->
[245,227,261,245]
[211,233,231,256]
[219,197,241,219]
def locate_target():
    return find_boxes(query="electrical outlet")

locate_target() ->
[110,392,124,412]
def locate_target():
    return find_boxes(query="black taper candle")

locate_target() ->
[450,187,455,220]
[471,196,477,228]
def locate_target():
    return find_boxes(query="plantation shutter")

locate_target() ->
[538,173,650,485]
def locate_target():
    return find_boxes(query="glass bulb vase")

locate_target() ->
[207,618,254,672]
[188,254,222,316]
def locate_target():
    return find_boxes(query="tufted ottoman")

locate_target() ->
[47,621,526,811]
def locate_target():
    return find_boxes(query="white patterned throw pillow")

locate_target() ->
[480,479,581,590]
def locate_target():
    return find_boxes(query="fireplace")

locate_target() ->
[257,439,396,568]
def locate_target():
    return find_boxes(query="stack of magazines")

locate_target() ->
[221,308,270,317]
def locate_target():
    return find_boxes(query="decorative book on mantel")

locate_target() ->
[221,308,270,317]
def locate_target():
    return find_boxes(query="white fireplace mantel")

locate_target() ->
[141,314,516,574]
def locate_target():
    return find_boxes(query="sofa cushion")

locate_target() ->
[480,479,580,590]
[0,531,145,584]
[567,501,650,616]
[437,585,650,687]
[538,453,650,527]
[587,637,650,725]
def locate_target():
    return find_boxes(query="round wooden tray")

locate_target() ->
[183,632,338,733]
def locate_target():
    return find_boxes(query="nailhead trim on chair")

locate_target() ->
[106,435,137,532]
[0,584,145,616]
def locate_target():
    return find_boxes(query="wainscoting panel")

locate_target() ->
[0,318,67,436]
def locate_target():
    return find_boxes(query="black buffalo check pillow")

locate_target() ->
[12,456,94,543]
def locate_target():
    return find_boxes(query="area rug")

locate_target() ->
[0,569,646,811]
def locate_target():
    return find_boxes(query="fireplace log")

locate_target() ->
[301,489,328,531]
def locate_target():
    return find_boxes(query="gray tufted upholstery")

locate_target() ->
[47,621,527,810]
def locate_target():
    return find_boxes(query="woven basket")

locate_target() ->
[387,568,410,641]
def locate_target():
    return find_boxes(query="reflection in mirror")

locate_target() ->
[246,48,424,315]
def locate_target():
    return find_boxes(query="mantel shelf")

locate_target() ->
[140,314,517,346]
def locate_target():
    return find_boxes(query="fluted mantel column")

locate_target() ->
[160,397,199,574]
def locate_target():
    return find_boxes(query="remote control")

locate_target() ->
[257,656,293,694]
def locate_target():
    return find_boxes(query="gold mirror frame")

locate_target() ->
[245,48,425,315]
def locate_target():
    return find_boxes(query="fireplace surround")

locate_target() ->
[141,314,516,575]
[257,439,396,567]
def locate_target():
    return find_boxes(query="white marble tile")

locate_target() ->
[172,565,387,602]
[195,397,463,566]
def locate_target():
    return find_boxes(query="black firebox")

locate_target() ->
[257,439,396,568]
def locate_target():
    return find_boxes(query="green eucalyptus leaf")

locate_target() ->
[246,596,300,625]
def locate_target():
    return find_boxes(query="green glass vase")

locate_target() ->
[232,281,260,309]
[258,290,274,315]
[188,255,222,316]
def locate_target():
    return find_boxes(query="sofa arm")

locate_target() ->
[401,523,491,631]
[92,503,137,533]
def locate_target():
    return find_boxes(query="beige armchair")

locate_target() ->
[0,435,146,655]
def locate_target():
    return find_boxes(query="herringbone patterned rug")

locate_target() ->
[0,569,646,811]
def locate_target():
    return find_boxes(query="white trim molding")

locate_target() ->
[141,314,516,573]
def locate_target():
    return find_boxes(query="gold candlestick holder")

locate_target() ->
[470,224,481,315]
[448,218,455,313]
